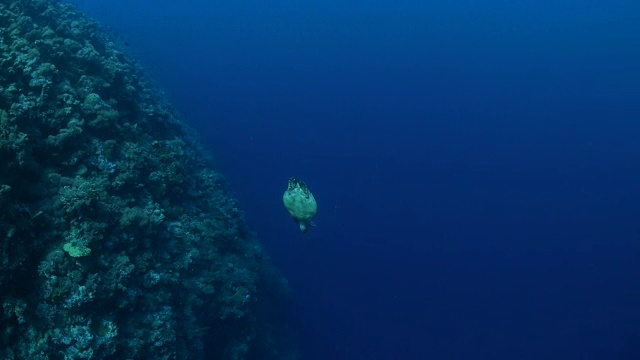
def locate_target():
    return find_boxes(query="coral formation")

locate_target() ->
[0,0,293,359]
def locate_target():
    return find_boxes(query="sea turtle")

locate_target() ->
[282,177,317,233]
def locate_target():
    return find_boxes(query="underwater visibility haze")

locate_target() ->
[2,0,640,359]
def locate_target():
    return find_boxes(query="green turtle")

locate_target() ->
[283,177,317,233]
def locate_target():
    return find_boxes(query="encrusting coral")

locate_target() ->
[0,1,294,359]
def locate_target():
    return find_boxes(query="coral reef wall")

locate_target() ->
[0,1,292,359]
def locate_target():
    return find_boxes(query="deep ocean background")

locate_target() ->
[71,1,640,359]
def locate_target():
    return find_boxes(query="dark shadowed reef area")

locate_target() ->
[0,1,294,359]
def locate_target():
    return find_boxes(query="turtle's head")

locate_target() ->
[298,220,316,233]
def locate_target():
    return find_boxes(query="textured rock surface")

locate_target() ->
[0,1,293,358]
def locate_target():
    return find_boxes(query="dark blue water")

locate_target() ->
[73,1,640,358]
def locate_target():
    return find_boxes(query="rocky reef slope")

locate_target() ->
[0,1,292,359]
